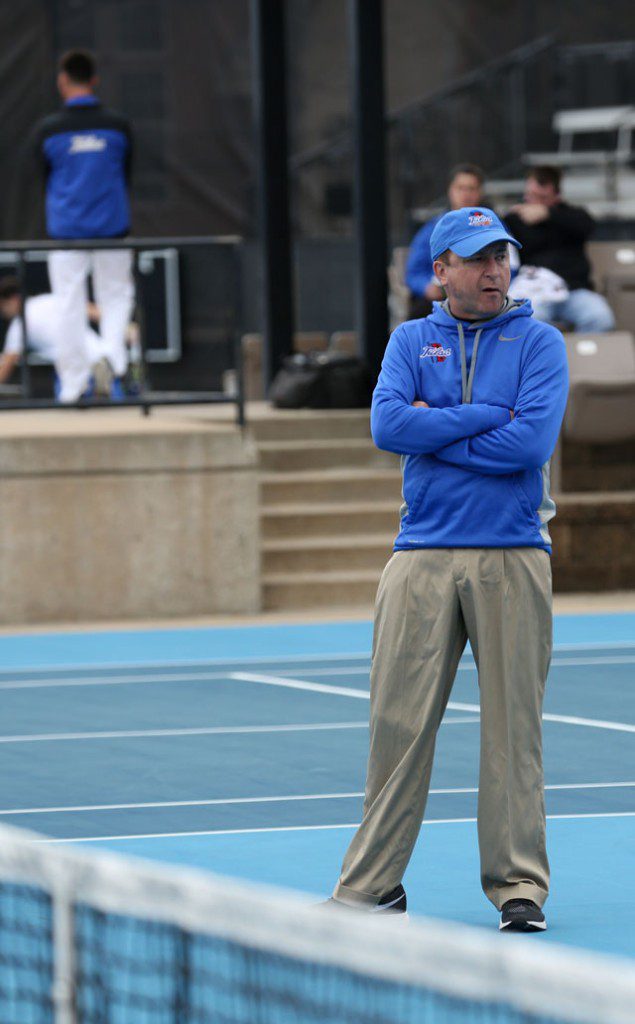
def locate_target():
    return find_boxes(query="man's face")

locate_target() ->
[433,242,511,320]
[448,173,482,211]
[524,176,559,207]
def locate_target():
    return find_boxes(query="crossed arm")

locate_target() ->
[371,327,569,472]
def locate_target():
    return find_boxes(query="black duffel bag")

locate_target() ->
[269,351,372,409]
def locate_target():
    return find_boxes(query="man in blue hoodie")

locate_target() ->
[32,50,134,402]
[330,207,569,932]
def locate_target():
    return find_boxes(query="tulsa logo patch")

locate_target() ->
[468,211,492,227]
[420,343,452,363]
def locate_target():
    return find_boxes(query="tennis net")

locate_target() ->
[0,822,633,1024]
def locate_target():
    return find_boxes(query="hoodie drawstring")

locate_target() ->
[457,324,483,405]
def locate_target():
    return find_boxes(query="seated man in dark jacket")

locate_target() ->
[505,166,614,332]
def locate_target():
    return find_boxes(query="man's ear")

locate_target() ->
[433,258,448,287]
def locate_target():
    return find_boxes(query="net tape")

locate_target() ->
[0,822,633,1024]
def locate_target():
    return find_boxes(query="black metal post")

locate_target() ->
[15,252,32,397]
[349,0,389,380]
[130,251,151,417]
[231,242,246,429]
[250,0,295,391]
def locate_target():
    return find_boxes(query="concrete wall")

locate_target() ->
[0,411,260,625]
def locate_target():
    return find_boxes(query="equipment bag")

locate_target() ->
[269,351,372,409]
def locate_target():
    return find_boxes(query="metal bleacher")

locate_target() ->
[485,105,635,217]
[524,106,635,195]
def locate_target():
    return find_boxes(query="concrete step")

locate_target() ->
[262,533,394,573]
[260,468,402,505]
[262,501,398,539]
[263,569,381,610]
[257,439,396,473]
[249,410,371,442]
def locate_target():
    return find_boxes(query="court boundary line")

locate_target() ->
[0,637,632,677]
[0,716,480,745]
[0,722,370,744]
[4,780,635,817]
[38,810,635,844]
[1,651,632,690]
[230,675,635,734]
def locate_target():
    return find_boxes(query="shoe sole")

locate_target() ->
[500,919,547,931]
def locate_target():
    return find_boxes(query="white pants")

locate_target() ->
[48,249,134,402]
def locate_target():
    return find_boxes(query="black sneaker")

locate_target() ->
[499,898,546,932]
[321,884,407,916]
[373,884,407,915]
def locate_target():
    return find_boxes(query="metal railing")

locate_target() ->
[290,36,635,235]
[290,36,557,234]
[0,235,245,426]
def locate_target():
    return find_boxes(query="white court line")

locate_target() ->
[0,716,479,747]
[3,781,635,817]
[271,656,635,677]
[544,712,635,733]
[0,671,237,691]
[0,722,369,744]
[0,653,632,691]
[1,651,630,692]
[231,675,635,734]
[38,810,635,844]
[231,671,369,699]
[448,700,635,734]
[0,638,632,680]
[0,652,373,677]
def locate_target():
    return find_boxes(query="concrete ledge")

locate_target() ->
[0,408,260,624]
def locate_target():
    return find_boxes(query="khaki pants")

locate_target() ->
[334,548,552,911]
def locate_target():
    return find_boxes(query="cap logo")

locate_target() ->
[468,211,492,227]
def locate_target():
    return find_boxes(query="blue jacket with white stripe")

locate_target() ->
[372,300,569,552]
[33,96,132,239]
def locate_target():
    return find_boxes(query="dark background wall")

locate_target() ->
[0,0,632,387]
[2,0,633,242]
[2,0,254,240]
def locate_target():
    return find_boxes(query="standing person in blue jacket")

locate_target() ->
[32,50,134,402]
[405,164,484,319]
[328,207,569,932]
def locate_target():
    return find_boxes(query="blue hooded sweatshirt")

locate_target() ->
[371,299,569,552]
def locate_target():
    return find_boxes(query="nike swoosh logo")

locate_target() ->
[499,334,521,341]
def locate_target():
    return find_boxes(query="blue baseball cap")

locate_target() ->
[430,206,521,261]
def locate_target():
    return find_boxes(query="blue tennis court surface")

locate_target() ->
[1,612,633,959]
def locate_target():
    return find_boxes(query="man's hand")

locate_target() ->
[509,202,549,226]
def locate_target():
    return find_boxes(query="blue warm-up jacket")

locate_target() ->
[372,299,569,552]
[405,213,443,297]
[33,96,132,239]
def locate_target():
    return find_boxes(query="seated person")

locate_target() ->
[405,163,484,319]
[0,277,126,396]
[505,166,615,332]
